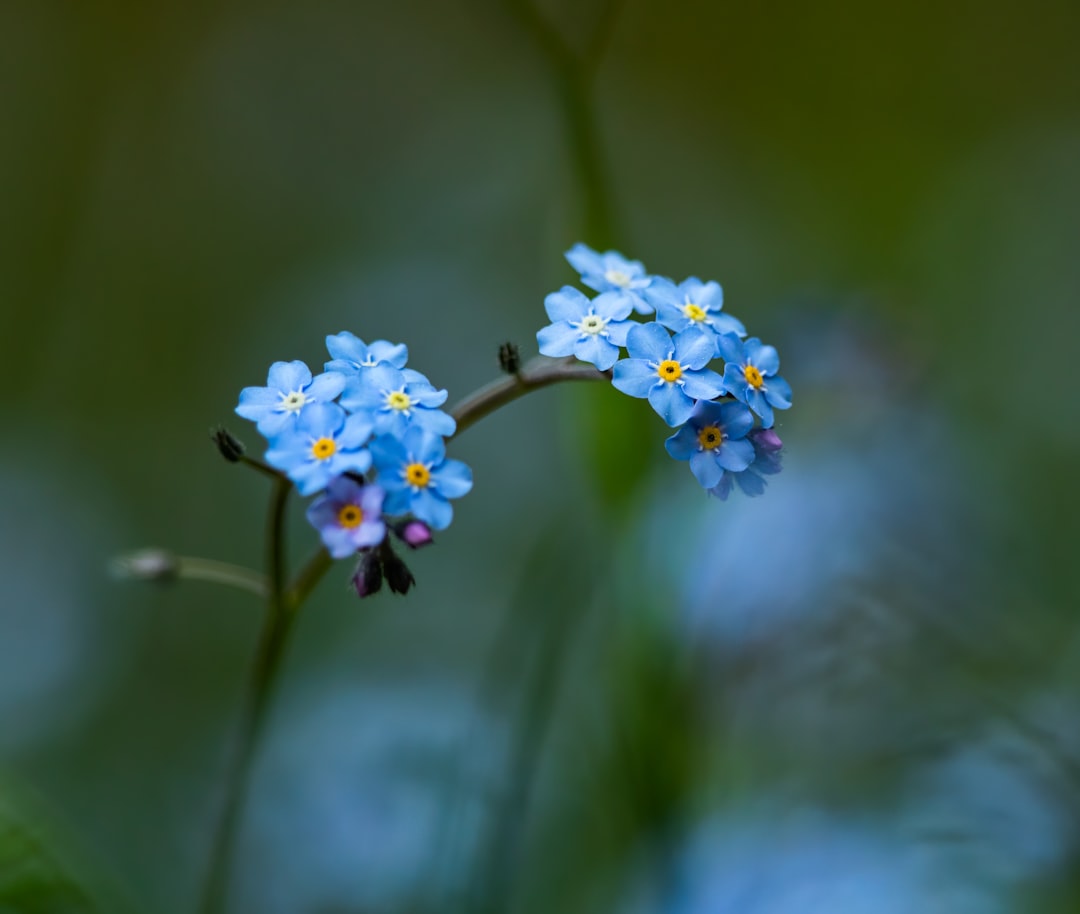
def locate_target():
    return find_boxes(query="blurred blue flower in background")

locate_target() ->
[324,332,409,374]
[564,242,655,314]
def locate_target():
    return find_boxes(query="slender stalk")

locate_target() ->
[450,356,609,439]
[174,558,268,598]
[198,474,292,914]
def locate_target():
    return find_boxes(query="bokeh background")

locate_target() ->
[3,0,1079,912]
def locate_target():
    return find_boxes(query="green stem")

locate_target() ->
[198,475,292,914]
[450,355,609,439]
[174,557,268,598]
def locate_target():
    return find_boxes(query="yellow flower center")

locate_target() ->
[405,463,431,488]
[604,268,631,288]
[743,364,764,389]
[337,505,363,528]
[698,425,723,450]
[386,390,412,412]
[311,437,337,460]
[682,303,708,323]
[657,360,683,382]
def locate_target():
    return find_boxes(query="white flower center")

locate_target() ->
[604,268,632,288]
[277,390,308,414]
[385,389,413,412]
[573,312,609,336]
[359,355,379,367]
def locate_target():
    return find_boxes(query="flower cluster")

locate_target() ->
[537,243,790,497]
[235,333,472,593]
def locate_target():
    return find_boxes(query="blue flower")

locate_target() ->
[306,477,387,558]
[264,403,373,495]
[565,243,654,314]
[611,322,725,426]
[324,332,408,375]
[665,400,755,488]
[709,428,784,500]
[719,335,793,429]
[339,364,456,437]
[370,427,473,530]
[236,361,346,438]
[647,277,746,350]
[536,286,634,370]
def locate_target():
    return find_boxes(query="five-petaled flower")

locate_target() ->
[324,332,408,375]
[665,400,756,489]
[718,335,792,429]
[612,322,724,426]
[369,427,473,530]
[264,402,373,496]
[236,360,346,437]
[564,243,654,314]
[536,286,635,370]
[647,277,746,351]
[339,364,456,437]
[306,476,387,558]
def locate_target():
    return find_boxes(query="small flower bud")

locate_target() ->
[394,520,433,549]
[351,552,383,599]
[498,342,521,375]
[750,428,783,452]
[211,426,246,462]
[383,552,416,595]
[110,548,179,582]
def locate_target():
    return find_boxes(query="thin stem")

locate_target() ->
[198,475,292,914]
[450,355,610,439]
[285,547,334,610]
[174,557,268,598]
[238,453,288,483]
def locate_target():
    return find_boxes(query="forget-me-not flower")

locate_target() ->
[647,277,746,350]
[236,360,346,438]
[536,286,634,370]
[565,243,654,314]
[665,400,755,489]
[719,335,792,428]
[306,477,387,558]
[612,322,724,426]
[265,402,373,495]
[709,427,784,500]
[325,332,408,375]
[339,364,456,437]
[370,427,473,530]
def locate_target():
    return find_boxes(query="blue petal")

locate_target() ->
[693,279,723,310]
[718,401,754,439]
[690,450,724,488]
[291,462,331,496]
[749,342,780,375]
[328,449,372,478]
[611,359,659,398]
[407,383,448,408]
[642,277,681,311]
[575,335,620,370]
[384,488,413,514]
[565,243,603,278]
[604,319,634,347]
[717,334,745,363]
[545,286,590,323]
[710,312,746,338]
[267,360,312,392]
[321,526,362,559]
[717,438,754,471]
[591,290,634,321]
[537,322,581,358]
[236,387,278,414]
[625,322,674,362]
[338,412,374,448]
[664,425,698,461]
[654,301,690,333]
[680,368,725,400]
[722,364,749,402]
[747,388,775,427]
[370,435,408,479]
[709,474,734,501]
[403,426,446,465]
[765,375,793,409]
[297,402,346,436]
[411,489,453,530]
[412,408,457,436]
[305,496,340,531]
[433,459,473,498]
[307,371,346,402]
[672,328,716,370]
[325,332,367,364]
[735,469,767,497]
[326,475,366,503]
[368,340,409,368]
[648,383,695,427]
[254,410,296,438]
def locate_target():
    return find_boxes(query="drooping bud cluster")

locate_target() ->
[234,333,471,592]
[537,243,790,497]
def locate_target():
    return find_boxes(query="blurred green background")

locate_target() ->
[2,0,1079,912]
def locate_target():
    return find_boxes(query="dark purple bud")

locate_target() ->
[211,426,246,462]
[396,520,433,549]
[351,552,383,599]
[383,553,416,595]
[750,428,783,452]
